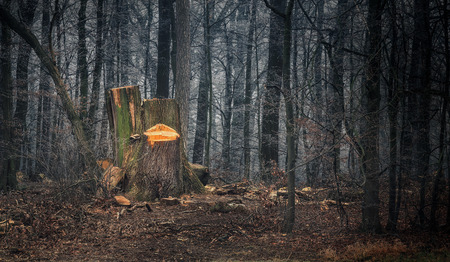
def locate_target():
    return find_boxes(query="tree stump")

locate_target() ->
[105,86,204,200]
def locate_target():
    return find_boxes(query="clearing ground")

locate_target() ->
[0,181,449,261]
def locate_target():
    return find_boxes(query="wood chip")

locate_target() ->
[114,195,131,206]
[161,197,180,206]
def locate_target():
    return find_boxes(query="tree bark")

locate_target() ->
[327,0,349,180]
[0,0,17,191]
[360,0,383,233]
[243,0,257,180]
[386,0,401,232]
[77,0,89,122]
[106,86,203,199]
[170,0,176,97]
[193,0,212,165]
[192,65,208,165]
[204,0,214,167]
[107,86,143,167]
[119,0,130,85]
[410,0,431,227]
[261,0,285,182]
[431,0,449,231]
[221,25,233,169]
[308,0,324,187]
[175,0,191,151]
[14,0,39,174]
[89,0,104,144]
[156,0,171,98]
[281,0,295,234]
[36,0,51,174]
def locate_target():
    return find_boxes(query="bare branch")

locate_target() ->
[262,0,286,19]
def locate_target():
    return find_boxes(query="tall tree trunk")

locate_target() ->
[156,0,171,98]
[313,0,324,120]
[89,0,104,145]
[386,0,401,232]
[204,0,213,167]
[360,0,383,233]
[119,0,130,85]
[407,0,431,226]
[170,0,176,97]
[175,0,191,150]
[431,0,449,231]
[243,0,257,180]
[264,0,295,232]
[192,0,211,165]
[36,0,51,174]
[192,66,208,164]
[229,0,247,176]
[78,0,89,125]
[309,0,324,187]
[261,0,285,182]
[0,0,17,191]
[143,2,153,99]
[14,0,39,174]
[281,0,295,234]
[222,25,233,169]
[327,0,349,180]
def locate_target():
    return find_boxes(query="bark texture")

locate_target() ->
[261,0,285,182]
[106,86,203,200]
[361,0,383,233]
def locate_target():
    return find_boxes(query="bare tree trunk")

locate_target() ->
[311,0,324,186]
[229,0,247,176]
[407,0,431,226]
[170,0,176,97]
[282,0,295,234]
[204,0,213,167]
[261,0,285,182]
[175,0,191,150]
[119,0,130,85]
[327,0,349,181]
[360,0,383,233]
[156,0,171,98]
[386,0,401,232]
[14,0,39,174]
[431,0,449,231]
[143,2,153,99]
[36,0,51,175]
[243,0,257,180]
[192,0,211,164]
[221,25,233,169]
[89,0,104,146]
[192,61,208,164]
[264,0,295,232]
[0,0,17,191]
[77,0,89,124]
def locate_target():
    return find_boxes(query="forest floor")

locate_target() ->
[0,180,449,261]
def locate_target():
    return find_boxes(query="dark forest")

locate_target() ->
[0,0,449,260]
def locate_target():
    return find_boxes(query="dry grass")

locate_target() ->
[320,247,339,261]
[321,239,410,261]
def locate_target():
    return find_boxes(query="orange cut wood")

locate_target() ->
[97,158,114,170]
[114,195,131,206]
[143,124,180,148]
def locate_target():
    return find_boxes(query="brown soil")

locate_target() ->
[0,182,449,261]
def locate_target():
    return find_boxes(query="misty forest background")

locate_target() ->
[1,0,450,233]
